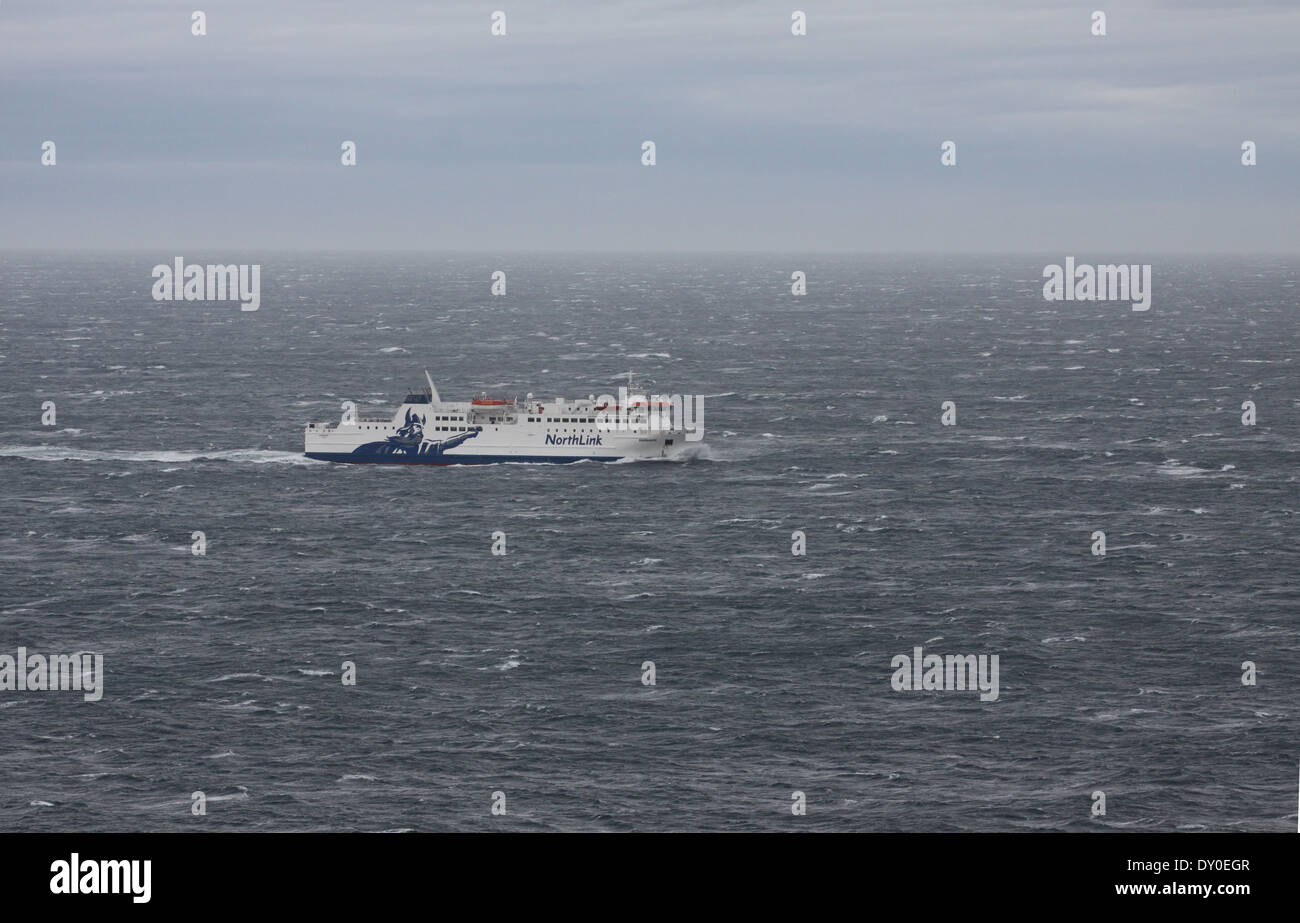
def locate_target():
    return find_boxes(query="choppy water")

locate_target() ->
[1,252,1296,831]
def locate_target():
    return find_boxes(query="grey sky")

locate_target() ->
[2,0,1298,251]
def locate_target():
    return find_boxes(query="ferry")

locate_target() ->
[304,371,702,465]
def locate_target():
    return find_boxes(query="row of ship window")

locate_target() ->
[420,414,602,424]
[434,414,471,432]
[360,424,482,431]
[360,416,604,429]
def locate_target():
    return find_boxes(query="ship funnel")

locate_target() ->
[424,369,441,405]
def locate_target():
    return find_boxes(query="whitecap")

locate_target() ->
[0,446,318,465]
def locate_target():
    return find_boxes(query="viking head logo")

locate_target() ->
[385,409,425,451]
[395,408,424,441]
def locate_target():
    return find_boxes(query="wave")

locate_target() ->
[1156,459,1211,477]
[609,445,714,464]
[0,446,321,464]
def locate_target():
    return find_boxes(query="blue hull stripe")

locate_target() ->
[305,452,621,466]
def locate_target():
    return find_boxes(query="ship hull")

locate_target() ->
[304,451,625,465]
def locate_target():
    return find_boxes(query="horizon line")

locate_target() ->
[2,248,1298,257]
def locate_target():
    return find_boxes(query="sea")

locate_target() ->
[0,252,1296,831]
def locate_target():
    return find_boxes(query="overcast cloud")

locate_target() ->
[2,0,1297,251]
